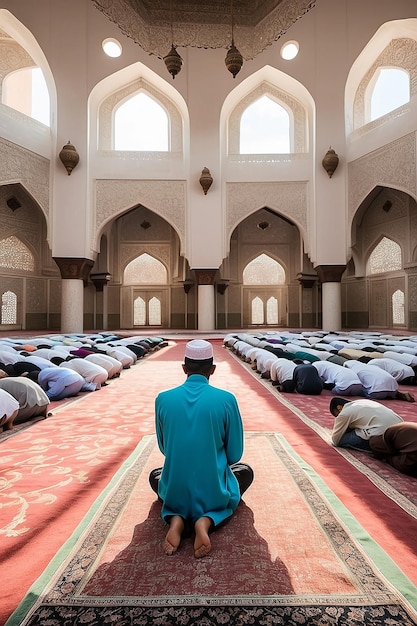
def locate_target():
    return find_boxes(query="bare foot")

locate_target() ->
[397,391,415,402]
[194,516,212,558]
[163,515,184,555]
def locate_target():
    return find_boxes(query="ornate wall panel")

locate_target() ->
[0,138,49,215]
[95,179,186,251]
[226,181,308,239]
[348,134,417,221]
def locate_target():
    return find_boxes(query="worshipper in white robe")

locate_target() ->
[0,387,19,431]
[36,367,97,400]
[269,359,297,392]
[98,346,135,368]
[343,360,414,402]
[312,360,364,396]
[330,397,403,451]
[366,358,416,384]
[58,357,108,387]
[0,375,50,423]
[84,353,123,378]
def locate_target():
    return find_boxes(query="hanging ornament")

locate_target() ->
[322,147,339,178]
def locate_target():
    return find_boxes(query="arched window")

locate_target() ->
[3,67,50,126]
[243,253,285,285]
[367,67,409,122]
[124,253,167,285]
[240,95,290,154]
[251,296,264,325]
[366,237,402,275]
[392,289,405,325]
[133,295,162,325]
[1,291,17,324]
[0,236,35,272]
[114,92,169,151]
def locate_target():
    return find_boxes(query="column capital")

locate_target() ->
[53,257,94,282]
[314,264,346,283]
[194,269,217,285]
[90,272,111,292]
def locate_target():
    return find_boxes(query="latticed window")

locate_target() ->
[240,95,290,154]
[134,296,146,325]
[251,296,264,324]
[266,296,278,325]
[148,296,161,325]
[114,92,169,151]
[243,253,285,285]
[124,253,167,285]
[366,237,402,275]
[133,295,162,326]
[1,291,17,324]
[0,236,34,271]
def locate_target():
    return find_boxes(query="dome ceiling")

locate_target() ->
[91,0,315,59]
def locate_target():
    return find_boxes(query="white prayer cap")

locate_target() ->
[185,339,213,361]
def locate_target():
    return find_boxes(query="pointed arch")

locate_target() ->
[366,236,402,275]
[243,252,286,285]
[124,252,168,285]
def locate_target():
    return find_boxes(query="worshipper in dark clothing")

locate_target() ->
[369,422,417,476]
[1,361,42,377]
[292,363,323,395]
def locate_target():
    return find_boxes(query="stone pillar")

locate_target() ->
[315,265,346,331]
[91,273,111,330]
[53,257,94,333]
[195,270,217,331]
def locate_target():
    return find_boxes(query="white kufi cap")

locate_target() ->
[184,339,213,360]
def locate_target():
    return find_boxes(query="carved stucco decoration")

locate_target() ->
[120,243,171,270]
[98,78,183,153]
[228,82,307,155]
[354,38,417,131]
[95,179,186,251]
[348,133,417,222]
[26,278,46,313]
[0,138,49,216]
[0,39,34,88]
[91,0,315,60]
[226,181,308,244]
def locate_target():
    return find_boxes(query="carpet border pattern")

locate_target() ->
[230,350,417,520]
[10,433,417,626]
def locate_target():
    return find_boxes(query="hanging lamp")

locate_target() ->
[163,0,182,79]
[225,0,243,78]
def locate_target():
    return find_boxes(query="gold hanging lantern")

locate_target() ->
[59,141,80,175]
[164,45,182,79]
[322,147,339,178]
[225,0,243,78]
[199,167,213,195]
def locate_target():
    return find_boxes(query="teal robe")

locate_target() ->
[155,374,244,526]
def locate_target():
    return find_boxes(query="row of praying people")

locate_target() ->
[0,332,168,431]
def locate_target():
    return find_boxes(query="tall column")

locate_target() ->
[91,273,111,330]
[195,270,217,331]
[315,265,346,331]
[53,258,94,333]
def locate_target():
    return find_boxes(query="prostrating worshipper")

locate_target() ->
[36,366,98,401]
[366,357,416,385]
[149,339,253,558]
[312,360,364,396]
[292,363,323,395]
[0,387,19,431]
[269,358,297,392]
[343,360,415,402]
[56,357,109,387]
[329,397,403,451]
[84,352,123,379]
[0,375,50,423]
[369,422,417,476]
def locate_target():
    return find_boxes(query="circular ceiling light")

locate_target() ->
[102,38,122,58]
[280,40,299,60]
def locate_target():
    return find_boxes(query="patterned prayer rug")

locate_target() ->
[10,432,417,626]
[230,350,417,518]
